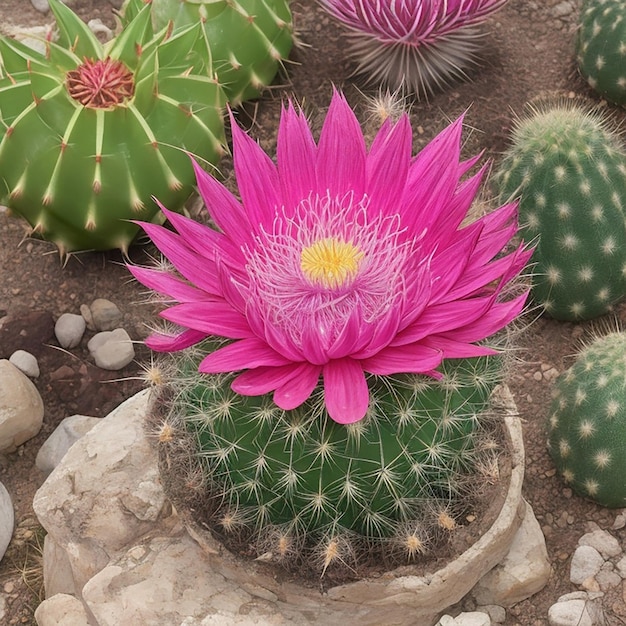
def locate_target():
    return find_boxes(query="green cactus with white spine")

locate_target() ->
[547,331,626,508]
[0,0,226,255]
[576,0,626,107]
[493,100,626,321]
[121,0,294,105]
[153,339,509,576]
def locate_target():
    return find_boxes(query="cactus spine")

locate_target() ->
[547,331,626,508]
[0,0,226,254]
[493,100,626,320]
[577,0,626,106]
[121,0,294,105]
[154,340,509,576]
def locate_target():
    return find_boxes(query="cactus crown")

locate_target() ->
[493,98,626,320]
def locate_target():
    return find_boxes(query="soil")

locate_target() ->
[0,0,625,624]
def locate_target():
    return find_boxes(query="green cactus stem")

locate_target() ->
[547,331,626,508]
[577,0,626,106]
[121,0,294,105]
[0,0,226,254]
[493,100,626,321]
[152,338,509,576]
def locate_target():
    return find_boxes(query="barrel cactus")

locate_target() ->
[547,331,626,508]
[493,99,626,321]
[0,0,226,255]
[128,90,532,574]
[317,0,509,98]
[576,0,626,106]
[120,0,294,105]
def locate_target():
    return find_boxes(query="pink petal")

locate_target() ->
[192,158,253,247]
[229,109,281,233]
[159,302,253,339]
[322,358,369,424]
[127,264,206,302]
[277,102,318,212]
[198,338,293,373]
[361,344,443,375]
[316,90,367,200]
[420,336,499,359]
[145,328,207,352]
[274,363,322,410]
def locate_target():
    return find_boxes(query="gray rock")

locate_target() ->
[87,328,135,370]
[476,605,506,624]
[54,313,86,349]
[570,545,605,585]
[578,530,622,559]
[548,592,606,626]
[30,0,50,13]
[34,593,93,626]
[0,360,44,453]
[35,414,101,476]
[89,299,122,332]
[0,481,14,562]
[9,349,39,378]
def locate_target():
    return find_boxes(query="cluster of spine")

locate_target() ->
[576,0,626,106]
[0,0,226,254]
[547,331,626,508]
[493,100,626,321]
[152,339,508,577]
[121,0,294,105]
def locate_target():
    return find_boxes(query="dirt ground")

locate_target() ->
[1,0,626,624]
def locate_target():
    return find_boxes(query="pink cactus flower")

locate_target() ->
[318,0,509,97]
[128,90,531,424]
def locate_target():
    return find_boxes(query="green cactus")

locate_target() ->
[547,331,626,508]
[153,339,509,575]
[576,0,626,107]
[493,100,626,321]
[120,0,294,105]
[0,0,226,255]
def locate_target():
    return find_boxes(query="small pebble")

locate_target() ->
[8,350,39,378]
[54,313,86,349]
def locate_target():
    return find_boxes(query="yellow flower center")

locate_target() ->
[300,237,364,288]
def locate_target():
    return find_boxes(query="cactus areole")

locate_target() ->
[65,58,135,108]
[0,0,226,254]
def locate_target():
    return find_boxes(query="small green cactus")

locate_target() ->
[493,100,626,321]
[576,0,626,106]
[154,340,509,576]
[121,0,294,105]
[547,331,626,508]
[0,0,226,254]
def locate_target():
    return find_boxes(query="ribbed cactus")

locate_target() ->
[0,0,226,254]
[121,0,294,105]
[547,331,626,508]
[155,342,507,573]
[576,0,626,106]
[493,100,626,321]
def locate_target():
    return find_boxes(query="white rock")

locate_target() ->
[89,299,122,332]
[0,481,14,562]
[87,328,135,370]
[9,349,40,378]
[4,25,50,55]
[472,500,550,606]
[616,554,626,578]
[0,359,44,453]
[35,414,101,476]
[570,545,605,585]
[577,530,622,559]
[54,313,86,349]
[595,566,621,591]
[42,535,76,598]
[34,593,93,626]
[436,612,491,626]
[30,0,50,13]
[548,593,606,626]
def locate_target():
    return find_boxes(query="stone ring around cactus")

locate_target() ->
[128,89,533,575]
[0,0,226,255]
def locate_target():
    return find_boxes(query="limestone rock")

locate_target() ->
[570,545,605,585]
[88,299,122,332]
[0,481,14,562]
[0,359,44,453]
[33,390,170,591]
[471,500,550,607]
[9,349,40,378]
[54,313,86,350]
[34,593,94,626]
[577,530,622,559]
[36,415,101,476]
[87,328,135,370]
[548,591,606,626]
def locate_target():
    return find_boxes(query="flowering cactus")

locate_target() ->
[317,0,509,98]
[121,0,294,105]
[0,0,226,254]
[130,90,531,573]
